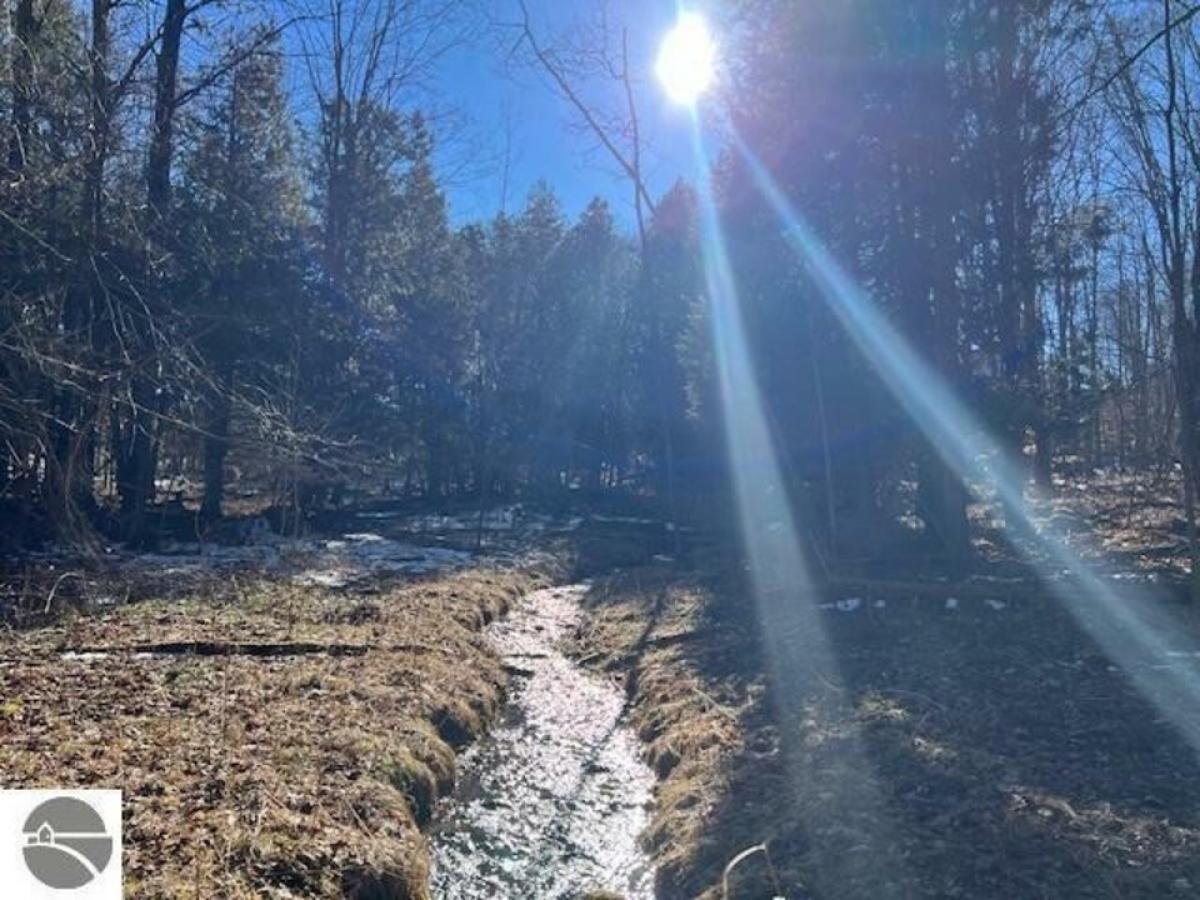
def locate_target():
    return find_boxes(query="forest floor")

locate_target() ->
[1045,466,1196,575]
[3,476,1199,900]
[570,469,1200,899]
[0,550,557,899]
[0,504,664,900]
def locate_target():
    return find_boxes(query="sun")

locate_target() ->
[656,11,717,106]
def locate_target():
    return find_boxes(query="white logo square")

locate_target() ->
[0,790,121,899]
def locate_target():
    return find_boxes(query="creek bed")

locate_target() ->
[429,584,656,899]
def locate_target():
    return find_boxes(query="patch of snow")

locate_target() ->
[591,514,658,525]
[873,599,886,609]
[985,598,1007,611]
[398,505,522,532]
[60,527,476,590]
[836,597,862,613]
[379,504,583,534]
[945,597,959,610]
[291,533,472,588]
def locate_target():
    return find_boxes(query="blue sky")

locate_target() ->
[408,0,708,227]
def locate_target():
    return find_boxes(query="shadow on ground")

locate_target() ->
[614,570,1200,900]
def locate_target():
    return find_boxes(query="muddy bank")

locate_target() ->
[430,584,656,898]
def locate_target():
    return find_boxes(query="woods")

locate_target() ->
[0,0,705,551]
[6,3,1200,900]
[3,0,1198,580]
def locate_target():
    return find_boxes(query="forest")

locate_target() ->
[3,1,1200,899]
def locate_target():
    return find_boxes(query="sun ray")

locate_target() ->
[729,129,1200,755]
[687,112,909,889]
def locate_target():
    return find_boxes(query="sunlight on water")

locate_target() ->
[430,585,656,899]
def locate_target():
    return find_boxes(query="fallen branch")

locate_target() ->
[61,640,372,657]
[50,638,449,659]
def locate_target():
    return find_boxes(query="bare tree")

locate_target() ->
[1107,0,1200,598]
[510,0,655,249]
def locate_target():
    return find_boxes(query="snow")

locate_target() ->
[290,533,472,588]
[820,597,863,612]
[355,504,582,534]
[38,528,476,593]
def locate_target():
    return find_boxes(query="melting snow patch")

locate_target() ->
[291,534,472,588]
[591,514,657,526]
[945,597,959,610]
[985,598,1007,611]
[385,505,583,534]
[836,597,862,613]
[84,529,474,590]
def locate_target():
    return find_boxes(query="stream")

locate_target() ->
[429,584,657,899]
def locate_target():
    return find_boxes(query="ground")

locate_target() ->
[3,481,1200,899]
[0,565,547,899]
[570,474,1200,899]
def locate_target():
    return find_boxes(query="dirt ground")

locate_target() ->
[579,546,1200,899]
[0,566,547,899]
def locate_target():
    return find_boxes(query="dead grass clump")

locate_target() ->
[605,562,1200,899]
[379,749,440,826]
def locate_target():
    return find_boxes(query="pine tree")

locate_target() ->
[178,39,306,521]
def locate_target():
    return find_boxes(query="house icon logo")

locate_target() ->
[22,796,114,889]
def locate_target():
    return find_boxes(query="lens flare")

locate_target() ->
[687,113,908,888]
[656,12,717,106]
[729,129,1200,754]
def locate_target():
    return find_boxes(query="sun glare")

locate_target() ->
[656,12,716,106]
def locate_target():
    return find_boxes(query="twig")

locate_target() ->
[44,572,84,615]
[722,841,788,899]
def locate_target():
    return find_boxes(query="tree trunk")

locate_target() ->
[7,0,34,173]
[201,364,235,523]
[120,0,186,543]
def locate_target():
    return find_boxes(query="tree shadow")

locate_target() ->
[701,586,1200,899]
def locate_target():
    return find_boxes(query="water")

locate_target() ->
[429,584,657,899]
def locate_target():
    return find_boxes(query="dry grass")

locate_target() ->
[574,566,752,898]
[0,566,549,899]
[579,560,1200,900]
